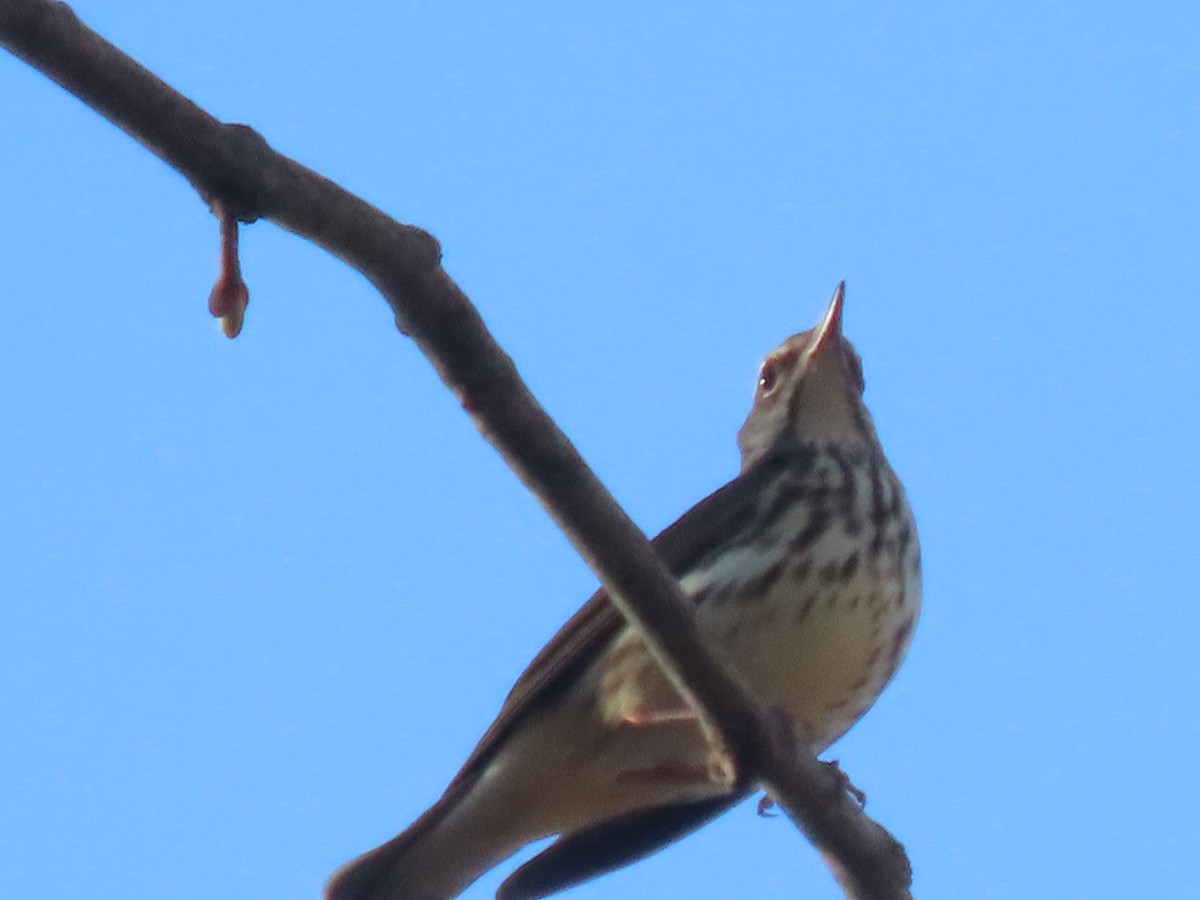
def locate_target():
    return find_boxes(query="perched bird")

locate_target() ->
[327,283,921,900]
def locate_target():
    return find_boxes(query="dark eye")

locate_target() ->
[758,360,780,396]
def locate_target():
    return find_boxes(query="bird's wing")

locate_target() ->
[444,457,779,790]
[494,793,747,900]
[325,458,787,900]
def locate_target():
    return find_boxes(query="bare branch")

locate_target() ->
[0,2,912,896]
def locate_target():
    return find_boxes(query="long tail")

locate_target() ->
[325,776,537,900]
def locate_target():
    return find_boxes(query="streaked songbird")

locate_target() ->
[327,283,921,900]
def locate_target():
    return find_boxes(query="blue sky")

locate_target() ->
[3,3,1198,898]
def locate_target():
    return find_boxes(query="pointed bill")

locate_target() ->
[802,281,845,362]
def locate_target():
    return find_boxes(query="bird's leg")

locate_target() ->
[822,759,867,807]
[614,703,700,726]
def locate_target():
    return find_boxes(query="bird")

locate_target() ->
[326,282,921,900]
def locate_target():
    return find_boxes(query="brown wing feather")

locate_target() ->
[443,457,781,789]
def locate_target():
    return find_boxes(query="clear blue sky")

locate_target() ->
[3,3,1198,898]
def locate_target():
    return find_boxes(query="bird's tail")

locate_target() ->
[325,776,533,900]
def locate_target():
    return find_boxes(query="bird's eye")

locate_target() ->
[758,360,780,397]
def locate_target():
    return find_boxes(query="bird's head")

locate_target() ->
[736,282,875,470]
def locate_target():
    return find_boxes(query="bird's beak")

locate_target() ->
[803,281,845,363]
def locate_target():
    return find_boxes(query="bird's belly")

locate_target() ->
[693,562,918,750]
[595,509,919,763]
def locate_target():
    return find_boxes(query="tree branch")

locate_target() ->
[0,2,912,896]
